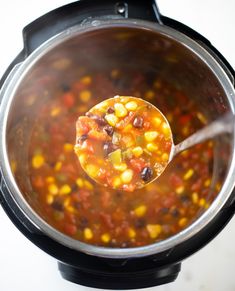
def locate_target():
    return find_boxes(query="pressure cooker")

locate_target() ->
[0,0,235,289]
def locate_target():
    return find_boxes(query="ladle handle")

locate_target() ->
[173,113,234,157]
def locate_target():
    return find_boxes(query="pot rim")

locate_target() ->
[0,18,235,259]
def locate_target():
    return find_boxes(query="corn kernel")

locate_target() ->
[183,169,194,180]
[78,154,87,165]
[166,113,173,123]
[10,160,17,173]
[80,90,91,102]
[146,143,158,152]
[63,143,74,152]
[121,169,133,184]
[216,182,222,191]
[84,228,93,240]
[50,107,61,117]
[81,75,92,85]
[128,228,136,238]
[199,198,206,207]
[197,112,207,124]
[111,69,119,79]
[178,217,188,227]
[66,206,75,213]
[114,103,128,117]
[208,141,214,148]
[132,146,143,157]
[112,177,122,188]
[76,178,84,188]
[205,202,210,209]
[54,161,62,171]
[181,150,189,157]
[161,122,171,136]
[176,186,184,194]
[84,180,94,190]
[125,101,138,111]
[32,154,45,169]
[48,183,59,195]
[46,176,55,183]
[86,164,99,178]
[204,179,211,187]
[182,126,189,136]
[120,96,129,104]
[122,124,133,133]
[161,153,169,162]
[153,80,162,89]
[101,233,111,243]
[59,184,72,195]
[113,163,127,172]
[153,117,162,127]
[192,192,199,204]
[144,131,158,142]
[134,205,147,217]
[105,114,119,126]
[52,58,71,70]
[63,197,70,208]
[46,194,54,204]
[145,90,155,100]
[146,224,162,239]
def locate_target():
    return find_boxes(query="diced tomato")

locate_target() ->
[101,191,111,208]
[191,179,202,192]
[64,223,77,236]
[143,121,151,129]
[81,140,94,154]
[169,173,183,188]
[123,184,136,192]
[100,211,114,228]
[179,114,192,125]
[88,129,108,141]
[129,158,147,172]
[76,119,89,135]
[32,176,44,188]
[63,92,75,108]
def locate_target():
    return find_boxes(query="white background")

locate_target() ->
[1,1,235,290]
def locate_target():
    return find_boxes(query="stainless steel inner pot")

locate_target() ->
[0,18,235,259]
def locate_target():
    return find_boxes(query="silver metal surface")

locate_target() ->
[0,18,235,259]
[172,113,235,158]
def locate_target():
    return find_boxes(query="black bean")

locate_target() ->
[77,134,88,144]
[161,207,169,214]
[51,201,64,212]
[71,184,78,192]
[140,167,153,182]
[180,195,190,203]
[61,83,71,92]
[73,201,81,210]
[85,112,107,126]
[135,218,146,228]
[103,141,118,156]
[79,216,89,228]
[171,208,179,217]
[107,107,115,114]
[103,125,114,136]
[133,116,144,128]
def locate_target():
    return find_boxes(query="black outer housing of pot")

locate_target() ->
[0,0,235,289]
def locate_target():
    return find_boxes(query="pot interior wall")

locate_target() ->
[6,25,233,243]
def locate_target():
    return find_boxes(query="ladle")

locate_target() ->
[75,96,234,191]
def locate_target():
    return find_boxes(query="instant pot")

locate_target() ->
[0,0,235,289]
